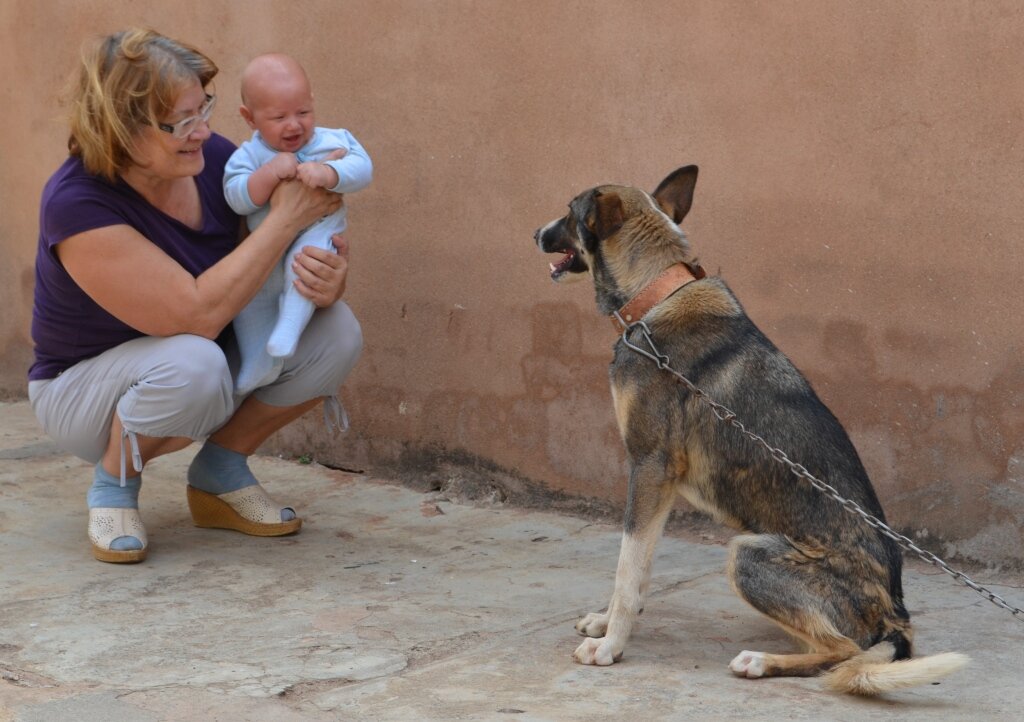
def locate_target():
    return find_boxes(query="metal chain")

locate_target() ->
[617,317,1024,621]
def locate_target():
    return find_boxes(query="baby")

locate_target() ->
[224,53,372,394]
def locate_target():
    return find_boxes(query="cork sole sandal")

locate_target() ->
[89,507,148,563]
[186,485,302,537]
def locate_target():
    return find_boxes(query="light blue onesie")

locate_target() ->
[224,127,372,394]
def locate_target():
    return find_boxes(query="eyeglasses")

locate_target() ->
[158,94,216,139]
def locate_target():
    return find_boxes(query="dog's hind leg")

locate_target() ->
[574,466,676,666]
[726,534,867,678]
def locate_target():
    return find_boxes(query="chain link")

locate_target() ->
[619,318,1024,621]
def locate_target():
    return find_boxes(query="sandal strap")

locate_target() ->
[88,507,148,549]
[216,485,294,524]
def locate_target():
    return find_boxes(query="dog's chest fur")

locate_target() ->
[606,285,751,529]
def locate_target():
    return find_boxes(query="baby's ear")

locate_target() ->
[239,104,256,129]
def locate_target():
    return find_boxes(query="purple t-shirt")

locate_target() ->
[29,133,241,380]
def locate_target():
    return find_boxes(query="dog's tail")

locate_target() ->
[822,640,969,696]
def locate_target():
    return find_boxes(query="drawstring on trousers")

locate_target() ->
[119,428,143,486]
[323,395,349,435]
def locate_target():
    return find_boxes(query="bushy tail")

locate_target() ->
[823,641,969,696]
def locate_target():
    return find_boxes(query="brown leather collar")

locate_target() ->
[611,262,706,333]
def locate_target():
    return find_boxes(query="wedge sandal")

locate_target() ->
[88,507,148,563]
[186,484,302,536]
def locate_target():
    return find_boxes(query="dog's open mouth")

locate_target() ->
[548,248,579,280]
[535,218,589,281]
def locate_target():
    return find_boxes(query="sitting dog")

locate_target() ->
[533,166,967,694]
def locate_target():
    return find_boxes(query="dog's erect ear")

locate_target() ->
[587,190,625,240]
[652,165,698,224]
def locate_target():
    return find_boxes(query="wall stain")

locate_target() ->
[266,301,1024,569]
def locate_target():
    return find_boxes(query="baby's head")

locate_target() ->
[239,54,315,153]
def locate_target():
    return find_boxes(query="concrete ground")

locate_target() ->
[1,400,1022,722]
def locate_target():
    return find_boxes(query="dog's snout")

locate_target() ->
[534,224,549,249]
[534,217,562,250]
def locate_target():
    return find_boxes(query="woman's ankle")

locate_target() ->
[187,441,259,495]
[87,463,141,509]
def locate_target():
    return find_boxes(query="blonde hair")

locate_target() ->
[67,28,218,181]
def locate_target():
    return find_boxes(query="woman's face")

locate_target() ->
[129,80,213,180]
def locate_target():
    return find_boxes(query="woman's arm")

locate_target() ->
[56,180,340,339]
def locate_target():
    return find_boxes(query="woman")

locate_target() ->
[29,28,363,563]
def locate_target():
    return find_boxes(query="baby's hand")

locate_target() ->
[297,161,340,189]
[269,152,299,180]
[322,148,348,162]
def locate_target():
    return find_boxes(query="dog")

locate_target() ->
[532,166,967,694]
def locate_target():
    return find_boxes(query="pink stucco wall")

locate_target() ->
[4,1,1023,566]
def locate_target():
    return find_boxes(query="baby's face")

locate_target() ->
[243,71,315,153]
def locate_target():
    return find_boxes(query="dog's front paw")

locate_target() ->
[575,611,609,638]
[573,637,621,666]
[729,650,766,678]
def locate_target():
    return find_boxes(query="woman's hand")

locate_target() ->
[268,178,342,235]
[293,232,350,307]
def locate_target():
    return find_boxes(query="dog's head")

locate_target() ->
[533,165,700,313]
